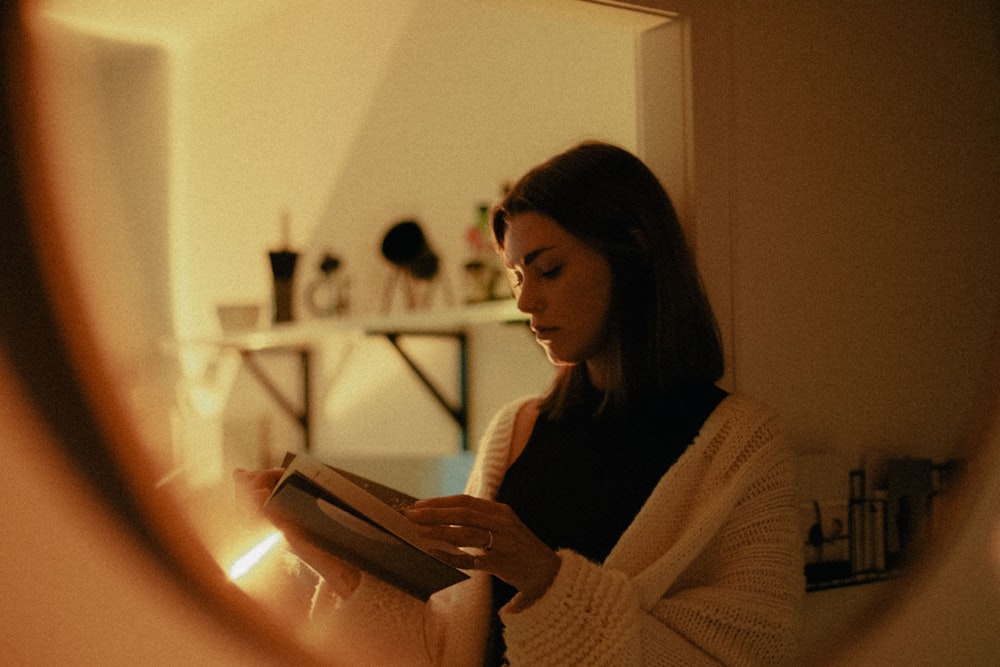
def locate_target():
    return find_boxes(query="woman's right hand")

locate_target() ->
[232,467,284,514]
[284,532,363,598]
[232,467,362,598]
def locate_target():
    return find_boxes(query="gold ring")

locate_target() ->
[485,529,494,552]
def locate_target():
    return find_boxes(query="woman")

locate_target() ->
[240,141,803,666]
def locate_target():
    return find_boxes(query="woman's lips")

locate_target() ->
[531,325,557,341]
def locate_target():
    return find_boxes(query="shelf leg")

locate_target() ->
[383,332,468,450]
[239,347,312,452]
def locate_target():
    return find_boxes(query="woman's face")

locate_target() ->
[501,211,615,384]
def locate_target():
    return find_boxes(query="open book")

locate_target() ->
[263,452,469,601]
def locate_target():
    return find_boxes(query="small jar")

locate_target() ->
[306,253,347,317]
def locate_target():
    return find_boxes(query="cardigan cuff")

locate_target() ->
[499,549,640,664]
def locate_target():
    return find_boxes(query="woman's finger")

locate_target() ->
[428,548,477,571]
[233,467,284,491]
[416,523,494,549]
[411,494,501,513]
[233,468,285,512]
[405,505,498,532]
[406,496,512,530]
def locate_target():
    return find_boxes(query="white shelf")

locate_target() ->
[165,299,526,452]
[175,299,526,352]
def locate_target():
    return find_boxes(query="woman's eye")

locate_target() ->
[540,265,563,280]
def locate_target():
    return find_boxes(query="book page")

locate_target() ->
[275,452,466,557]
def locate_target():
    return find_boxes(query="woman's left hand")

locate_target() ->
[405,495,560,605]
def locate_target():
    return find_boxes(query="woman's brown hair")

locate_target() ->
[492,141,723,417]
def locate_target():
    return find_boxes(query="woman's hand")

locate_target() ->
[232,467,284,515]
[405,495,560,606]
[232,468,361,598]
[282,531,362,598]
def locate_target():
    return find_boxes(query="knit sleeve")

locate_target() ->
[302,397,529,667]
[499,397,804,667]
[305,574,433,666]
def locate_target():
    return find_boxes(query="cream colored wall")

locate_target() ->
[29,0,681,478]
[170,1,680,468]
[174,1,420,333]
[651,0,1000,463]
[636,0,1000,659]
[726,3,1000,465]
[176,0,666,336]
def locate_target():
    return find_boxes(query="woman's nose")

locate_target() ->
[516,283,541,313]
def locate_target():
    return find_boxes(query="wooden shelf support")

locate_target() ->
[382,331,469,451]
[239,346,312,452]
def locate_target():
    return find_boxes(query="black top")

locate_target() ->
[484,384,727,666]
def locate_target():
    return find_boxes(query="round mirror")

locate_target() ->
[4,0,999,664]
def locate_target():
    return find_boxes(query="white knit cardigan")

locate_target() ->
[308,394,804,666]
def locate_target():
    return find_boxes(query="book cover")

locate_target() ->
[263,452,469,601]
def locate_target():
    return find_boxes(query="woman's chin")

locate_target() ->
[542,350,577,368]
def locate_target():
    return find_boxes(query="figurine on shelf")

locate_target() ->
[462,203,506,304]
[306,251,349,317]
[380,218,453,312]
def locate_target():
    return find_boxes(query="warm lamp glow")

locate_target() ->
[227,531,282,581]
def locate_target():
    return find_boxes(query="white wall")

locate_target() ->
[27,7,180,466]
[30,0,683,478]
[175,0,671,333]
[169,1,683,469]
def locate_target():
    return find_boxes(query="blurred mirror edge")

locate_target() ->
[1,11,328,666]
